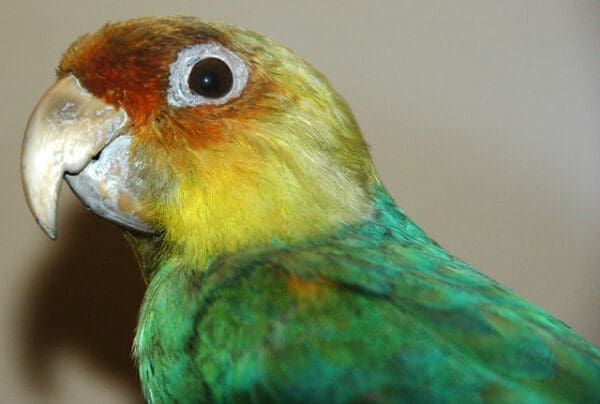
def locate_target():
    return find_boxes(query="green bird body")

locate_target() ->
[133,186,600,402]
[20,17,600,403]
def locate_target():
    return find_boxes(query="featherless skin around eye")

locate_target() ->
[167,43,249,107]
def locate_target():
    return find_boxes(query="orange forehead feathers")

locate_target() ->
[57,18,233,122]
[56,17,281,149]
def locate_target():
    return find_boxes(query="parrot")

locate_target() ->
[21,16,600,403]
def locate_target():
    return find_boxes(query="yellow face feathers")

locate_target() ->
[49,17,380,270]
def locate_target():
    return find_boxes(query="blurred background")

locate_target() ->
[1,1,599,402]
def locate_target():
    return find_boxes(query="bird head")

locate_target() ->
[22,16,378,273]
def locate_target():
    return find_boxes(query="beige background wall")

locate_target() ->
[1,1,598,402]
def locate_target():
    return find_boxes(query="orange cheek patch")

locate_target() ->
[180,117,227,149]
[165,111,249,150]
[168,77,278,150]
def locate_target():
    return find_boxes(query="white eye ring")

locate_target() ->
[167,43,249,107]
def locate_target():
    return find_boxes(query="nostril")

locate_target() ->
[91,151,101,161]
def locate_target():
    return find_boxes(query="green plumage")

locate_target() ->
[22,17,600,403]
[135,186,600,402]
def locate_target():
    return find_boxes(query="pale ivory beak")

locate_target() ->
[22,74,129,239]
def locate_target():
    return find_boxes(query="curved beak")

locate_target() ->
[21,74,144,238]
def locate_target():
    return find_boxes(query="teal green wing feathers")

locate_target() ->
[136,187,600,403]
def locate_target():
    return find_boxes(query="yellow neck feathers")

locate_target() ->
[152,128,375,270]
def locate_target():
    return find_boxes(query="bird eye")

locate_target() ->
[188,58,233,98]
[167,43,248,107]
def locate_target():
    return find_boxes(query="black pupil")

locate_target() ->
[188,58,233,99]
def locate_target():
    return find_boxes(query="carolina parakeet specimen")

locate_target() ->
[21,16,600,403]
